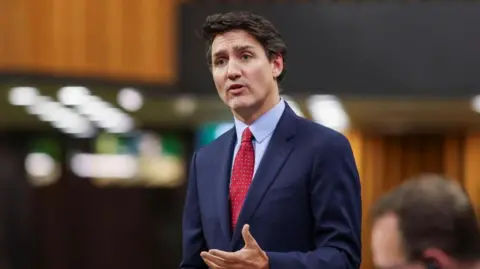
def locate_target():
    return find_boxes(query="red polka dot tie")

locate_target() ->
[230,127,255,230]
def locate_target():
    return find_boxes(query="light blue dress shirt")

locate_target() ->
[232,99,286,178]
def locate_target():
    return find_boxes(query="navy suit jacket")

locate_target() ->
[181,105,362,269]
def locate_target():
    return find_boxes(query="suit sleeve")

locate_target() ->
[265,134,362,269]
[180,152,209,269]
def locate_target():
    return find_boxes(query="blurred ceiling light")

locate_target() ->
[7,86,97,138]
[117,88,143,112]
[58,86,90,106]
[471,95,480,113]
[87,101,112,123]
[96,107,122,127]
[72,127,96,138]
[76,95,103,117]
[77,95,134,134]
[306,94,349,133]
[106,114,134,134]
[174,96,197,116]
[8,86,39,106]
[93,106,134,133]
[52,108,79,129]
[63,114,94,136]
[25,153,55,178]
[39,100,64,122]
[27,96,52,116]
[49,108,95,137]
[281,95,305,117]
[71,153,138,179]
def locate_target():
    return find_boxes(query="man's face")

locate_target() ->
[371,213,424,269]
[210,29,282,114]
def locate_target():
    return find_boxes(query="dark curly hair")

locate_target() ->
[201,11,288,82]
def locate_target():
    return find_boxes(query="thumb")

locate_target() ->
[242,224,258,248]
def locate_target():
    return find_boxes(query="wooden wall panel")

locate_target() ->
[443,135,464,183]
[1,0,26,68]
[0,0,177,83]
[464,133,480,213]
[345,130,364,181]
[345,131,479,269]
[359,135,386,269]
[0,0,10,69]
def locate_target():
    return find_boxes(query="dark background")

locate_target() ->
[179,2,480,97]
[0,130,193,269]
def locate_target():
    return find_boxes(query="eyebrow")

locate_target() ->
[212,45,255,59]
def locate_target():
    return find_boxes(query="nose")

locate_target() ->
[226,60,241,80]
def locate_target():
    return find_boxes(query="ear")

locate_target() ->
[271,54,284,79]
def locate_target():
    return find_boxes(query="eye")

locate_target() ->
[241,53,252,61]
[214,58,227,67]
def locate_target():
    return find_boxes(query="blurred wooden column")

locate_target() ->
[443,135,464,183]
[361,135,386,269]
[0,0,177,83]
[345,131,385,269]
[463,132,480,213]
[345,130,368,269]
[345,130,363,181]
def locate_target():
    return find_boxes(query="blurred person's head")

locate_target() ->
[370,174,480,269]
[201,11,287,124]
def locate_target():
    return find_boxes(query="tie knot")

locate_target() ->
[241,128,254,143]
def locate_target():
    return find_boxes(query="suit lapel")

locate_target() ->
[216,128,236,244]
[230,106,298,249]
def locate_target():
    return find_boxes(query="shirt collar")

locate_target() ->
[234,98,286,143]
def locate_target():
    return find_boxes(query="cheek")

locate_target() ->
[212,72,225,92]
[246,66,272,90]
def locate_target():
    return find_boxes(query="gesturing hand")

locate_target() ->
[200,224,269,269]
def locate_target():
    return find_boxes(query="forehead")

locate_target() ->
[211,30,263,55]
[371,213,407,267]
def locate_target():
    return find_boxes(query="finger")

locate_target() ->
[201,254,217,269]
[209,249,241,263]
[201,251,230,268]
[203,258,221,269]
[242,224,258,248]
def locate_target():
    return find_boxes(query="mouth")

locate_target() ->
[227,84,247,95]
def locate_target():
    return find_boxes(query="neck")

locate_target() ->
[233,93,280,125]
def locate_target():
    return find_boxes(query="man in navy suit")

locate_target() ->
[181,11,362,269]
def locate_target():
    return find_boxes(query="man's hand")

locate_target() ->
[200,224,269,269]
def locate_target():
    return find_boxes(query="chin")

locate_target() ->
[227,96,256,110]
